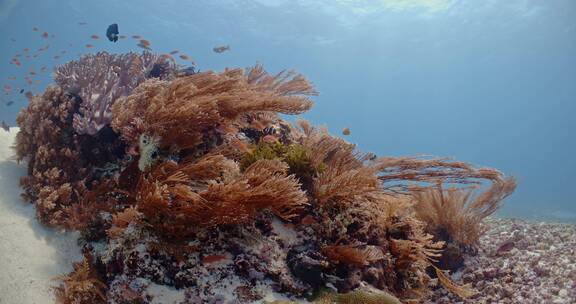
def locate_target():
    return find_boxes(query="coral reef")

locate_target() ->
[14,52,516,303]
[55,51,176,135]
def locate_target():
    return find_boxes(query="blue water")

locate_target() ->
[1,0,575,221]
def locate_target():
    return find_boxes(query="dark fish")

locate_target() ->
[178,66,197,76]
[20,89,24,94]
[213,45,230,53]
[1,121,9,131]
[6,101,14,106]
[169,50,179,55]
[32,27,39,31]
[78,22,87,25]
[494,240,515,256]
[106,23,119,42]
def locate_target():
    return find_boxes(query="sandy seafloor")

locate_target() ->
[0,128,82,304]
[1,128,575,304]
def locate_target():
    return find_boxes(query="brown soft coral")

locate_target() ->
[137,157,308,238]
[55,253,107,304]
[111,64,316,152]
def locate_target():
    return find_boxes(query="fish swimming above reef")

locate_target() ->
[213,45,230,53]
[1,121,9,131]
[106,23,119,42]
[6,101,14,106]
[342,127,351,135]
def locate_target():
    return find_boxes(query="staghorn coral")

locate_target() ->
[15,53,516,303]
[55,51,176,135]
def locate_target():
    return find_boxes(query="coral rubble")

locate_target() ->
[15,51,516,303]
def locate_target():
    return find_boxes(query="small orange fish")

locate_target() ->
[85,44,94,48]
[216,124,239,134]
[231,138,250,153]
[169,50,179,55]
[42,32,48,38]
[25,91,33,99]
[159,54,173,60]
[32,27,38,31]
[139,39,150,46]
[90,34,99,39]
[23,48,29,52]
[14,61,21,67]
[202,254,228,264]
[30,71,36,76]
[3,85,11,90]
[301,215,317,225]
[132,35,142,39]
[136,43,151,50]
[250,120,266,131]
[342,127,351,136]
[261,134,279,144]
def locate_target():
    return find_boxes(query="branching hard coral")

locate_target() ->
[55,51,176,135]
[54,254,107,304]
[111,64,315,151]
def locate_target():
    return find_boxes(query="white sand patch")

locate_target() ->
[0,128,82,304]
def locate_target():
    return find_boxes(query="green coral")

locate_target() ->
[313,289,403,304]
[240,142,321,190]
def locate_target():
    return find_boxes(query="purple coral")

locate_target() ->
[55,51,175,135]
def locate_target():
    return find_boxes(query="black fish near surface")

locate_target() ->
[106,23,119,42]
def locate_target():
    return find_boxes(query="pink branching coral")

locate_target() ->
[55,51,176,135]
